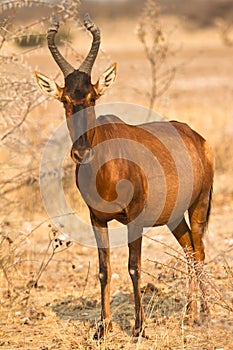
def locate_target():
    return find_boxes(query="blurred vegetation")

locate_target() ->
[81,0,233,28]
[137,0,178,118]
[0,0,81,222]
[1,0,233,28]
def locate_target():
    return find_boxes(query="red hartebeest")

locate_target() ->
[35,14,214,339]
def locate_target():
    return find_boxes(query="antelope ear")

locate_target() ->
[34,71,63,100]
[95,63,117,97]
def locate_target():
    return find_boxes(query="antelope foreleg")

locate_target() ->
[91,215,112,339]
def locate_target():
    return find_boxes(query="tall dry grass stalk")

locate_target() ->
[137,0,179,120]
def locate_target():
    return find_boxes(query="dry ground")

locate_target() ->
[0,13,233,350]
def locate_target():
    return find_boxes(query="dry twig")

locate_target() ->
[137,0,179,119]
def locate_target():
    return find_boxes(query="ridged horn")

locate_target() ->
[79,13,100,74]
[47,14,74,78]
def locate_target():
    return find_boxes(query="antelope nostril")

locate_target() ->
[71,149,82,164]
[71,148,94,164]
[73,150,80,160]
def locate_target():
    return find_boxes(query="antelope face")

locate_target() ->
[35,12,117,115]
[34,14,117,164]
[62,71,96,113]
[35,64,116,117]
[35,64,116,158]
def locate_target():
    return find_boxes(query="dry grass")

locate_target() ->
[1,226,232,349]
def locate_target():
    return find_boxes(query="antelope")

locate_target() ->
[35,14,214,339]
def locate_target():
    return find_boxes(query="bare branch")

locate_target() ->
[137,0,180,119]
[1,103,31,142]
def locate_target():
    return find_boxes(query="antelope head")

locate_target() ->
[35,14,117,163]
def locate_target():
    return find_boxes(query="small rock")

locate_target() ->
[112,290,127,301]
[112,290,122,297]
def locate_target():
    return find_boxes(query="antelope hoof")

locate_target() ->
[132,326,146,338]
[93,320,112,340]
[200,302,210,324]
[185,300,210,326]
[201,301,210,315]
[184,314,200,326]
[184,301,199,325]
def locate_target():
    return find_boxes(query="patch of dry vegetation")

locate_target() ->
[1,228,232,349]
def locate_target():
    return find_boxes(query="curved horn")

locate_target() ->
[47,14,74,78]
[79,13,100,74]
